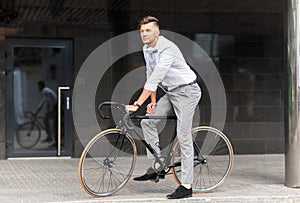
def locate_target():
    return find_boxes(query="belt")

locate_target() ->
[166,80,197,92]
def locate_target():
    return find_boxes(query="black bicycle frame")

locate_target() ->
[127,115,178,170]
[98,101,182,170]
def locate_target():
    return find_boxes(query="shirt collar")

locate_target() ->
[144,36,161,53]
[145,46,158,54]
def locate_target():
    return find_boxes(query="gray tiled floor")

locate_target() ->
[0,154,300,202]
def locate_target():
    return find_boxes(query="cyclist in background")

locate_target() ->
[37,81,58,146]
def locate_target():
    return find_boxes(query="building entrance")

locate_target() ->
[5,38,73,157]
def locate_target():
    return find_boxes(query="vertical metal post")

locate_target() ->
[57,87,70,156]
[285,0,300,188]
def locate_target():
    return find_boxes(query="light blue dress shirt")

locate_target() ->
[38,87,57,112]
[143,36,196,92]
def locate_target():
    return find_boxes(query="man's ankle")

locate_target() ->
[181,184,191,189]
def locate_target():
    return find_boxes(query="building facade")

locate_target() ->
[0,0,284,159]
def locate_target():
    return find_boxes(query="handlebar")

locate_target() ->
[24,111,35,118]
[130,115,177,120]
[24,111,40,120]
[97,101,126,119]
[97,101,177,120]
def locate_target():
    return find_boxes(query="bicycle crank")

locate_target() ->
[150,175,160,183]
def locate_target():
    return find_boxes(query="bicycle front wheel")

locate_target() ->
[78,128,137,197]
[170,126,234,193]
[16,122,41,149]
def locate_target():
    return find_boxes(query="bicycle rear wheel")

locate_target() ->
[170,126,234,193]
[78,128,137,197]
[16,122,41,149]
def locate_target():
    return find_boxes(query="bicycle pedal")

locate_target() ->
[158,174,165,179]
[150,175,160,183]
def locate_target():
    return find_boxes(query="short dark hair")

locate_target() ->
[38,81,45,88]
[138,16,159,29]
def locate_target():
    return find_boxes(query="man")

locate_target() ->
[37,81,58,145]
[126,16,201,199]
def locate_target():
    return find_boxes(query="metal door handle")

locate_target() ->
[57,86,70,156]
[66,97,70,110]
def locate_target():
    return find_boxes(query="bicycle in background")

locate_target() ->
[16,111,49,148]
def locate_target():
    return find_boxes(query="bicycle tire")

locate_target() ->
[16,122,41,149]
[78,128,137,197]
[170,126,234,193]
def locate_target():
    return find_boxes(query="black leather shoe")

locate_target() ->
[133,167,165,181]
[167,185,192,199]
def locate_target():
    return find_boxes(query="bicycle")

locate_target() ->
[15,111,48,148]
[78,101,234,197]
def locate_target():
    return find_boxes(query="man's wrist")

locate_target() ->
[133,101,141,108]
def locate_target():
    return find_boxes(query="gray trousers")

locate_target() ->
[141,83,201,184]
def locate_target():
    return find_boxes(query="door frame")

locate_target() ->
[5,38,73,158]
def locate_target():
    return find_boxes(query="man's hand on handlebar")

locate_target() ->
[125,105,139,113]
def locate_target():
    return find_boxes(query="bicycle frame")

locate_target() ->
[24,111,47,131]
[98,101,206,173]
[98,102,180,171]
[125,115,178,171]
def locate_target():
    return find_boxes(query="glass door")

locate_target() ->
[5,38,73,157]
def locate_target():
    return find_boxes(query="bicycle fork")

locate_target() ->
[103,133,127,169]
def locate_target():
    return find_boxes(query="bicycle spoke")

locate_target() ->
[171,127,234,193]
[99,169,108,193]
[79,129,136,197]
[205,141,228,156]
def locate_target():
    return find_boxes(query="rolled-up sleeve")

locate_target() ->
[144,48,174,91]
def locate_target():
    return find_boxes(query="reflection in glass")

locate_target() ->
[13,47,65,153]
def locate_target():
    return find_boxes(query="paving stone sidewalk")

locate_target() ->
[0,154,300,203]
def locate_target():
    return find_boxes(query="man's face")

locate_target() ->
[38,84,43,91]
[140,22,159,47]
